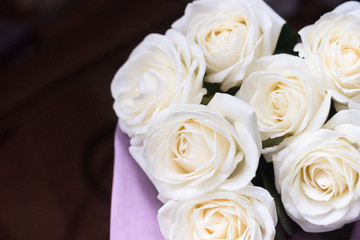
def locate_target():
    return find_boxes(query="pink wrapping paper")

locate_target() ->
[110,127,163,240]
[110,126,360,240]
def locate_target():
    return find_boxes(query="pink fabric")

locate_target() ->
[110,126,360,240]
[351,221,360,240]
[110,127,163,240]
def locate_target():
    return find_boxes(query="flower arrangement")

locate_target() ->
[110,0,360,239]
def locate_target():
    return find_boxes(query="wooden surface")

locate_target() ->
[0,0,190,239]
[0,0,347,239]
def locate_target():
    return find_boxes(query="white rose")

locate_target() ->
[349,97,360,110]
[236,54,331,152]
[295,1,360,106]
[130,93,261,201]
[158,185,277,240]
[111,29,206,143]
[172,0,285,91]
[273,109,360,232]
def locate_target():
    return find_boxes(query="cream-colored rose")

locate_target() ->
[111,29,206,143]
[236,54,331,151]
[130,93,261,201]
[273,109,360,232]
[158,185,277,240]
[172,0,285,91]
[295,1,360,106]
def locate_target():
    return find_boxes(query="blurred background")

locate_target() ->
[0,0,350,239]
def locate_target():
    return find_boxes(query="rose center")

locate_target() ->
[134,69,157,97]
[269,87,288,118]
[205,18,247,53]
[338,45,360,69]
[178,132,191,159]
[174,130,196,173]
[132,62,177,118]
[330,36,360,77]
[314,169,331,190]
[171,122,213,173]
[203,211,224,234]
[195,203,243,239]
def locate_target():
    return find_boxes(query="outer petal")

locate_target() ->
[207,93,261,189]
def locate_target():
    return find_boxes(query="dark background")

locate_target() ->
[0,0,350,239]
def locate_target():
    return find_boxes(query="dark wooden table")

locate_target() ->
[0,0,347,239]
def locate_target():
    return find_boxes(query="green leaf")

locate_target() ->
[262,136,285,149]
[201,95,214,105]
[274,225,288,240]
[259,160,293,237]
[200,82,241,105]
[201,82,221,105]
[203,82,222,95]
[274,23,299,56]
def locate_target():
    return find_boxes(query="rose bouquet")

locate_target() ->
[110,0,360,239]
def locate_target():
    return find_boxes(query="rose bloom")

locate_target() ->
[236,54,331,151]
[111,29,206,143]
[158,185,277,240]
[295,1,360,106]
[130,93,261,201]
[273,109,360,232]
[172,0,285,91]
